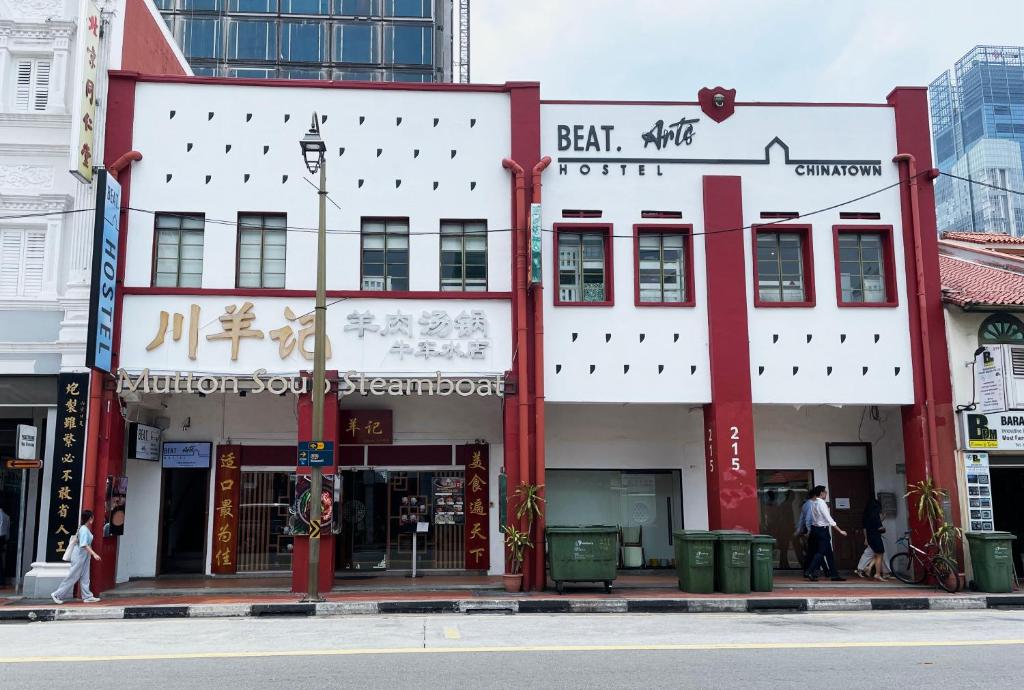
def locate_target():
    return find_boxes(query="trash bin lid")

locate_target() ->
[546,525,619,534]
[674,529,714,538]
[710,530,753,540]
[965,531,1018,542]
[751,534,777,544]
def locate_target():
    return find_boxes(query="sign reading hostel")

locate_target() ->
[86,171,121,373]
[45,372,89,561]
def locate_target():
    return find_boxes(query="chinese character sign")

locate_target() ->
[211,445,241,574]
[461,444,489,570]
[121,297,510,375]
[339,410,393,445]
[45,372,90,561]
[71,0,101,183]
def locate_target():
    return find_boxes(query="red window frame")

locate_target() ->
[633,224,695,307]
[552,223,614,307]
[751,224,815,308]
[832,224,898,308]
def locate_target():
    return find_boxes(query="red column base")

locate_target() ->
[291,534,335,595]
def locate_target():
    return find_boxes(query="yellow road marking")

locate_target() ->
[1,639,1023,664]
[443,627,461,640]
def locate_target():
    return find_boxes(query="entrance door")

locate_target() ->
[826,443,874,570]
[338,470,389,571]
[990,467,1024,577]
[159,468,209,574]
[757,470,814,570]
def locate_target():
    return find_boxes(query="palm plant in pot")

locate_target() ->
[502,482,545,592]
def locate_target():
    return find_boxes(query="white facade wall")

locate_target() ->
[539,102,914,406]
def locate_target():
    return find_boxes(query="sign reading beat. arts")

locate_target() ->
[119,296,511,376]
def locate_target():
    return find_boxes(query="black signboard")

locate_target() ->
[45,372,90,561]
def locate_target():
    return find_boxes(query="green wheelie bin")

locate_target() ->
[966,531,1017,593]
[711,530,752,594]
[750,534,777,592]
[546,526,619,594]
[673,530,715,593]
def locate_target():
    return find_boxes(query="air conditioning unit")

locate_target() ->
[999,344,1024,410]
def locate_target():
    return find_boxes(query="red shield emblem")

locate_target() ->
[698,87,737,123]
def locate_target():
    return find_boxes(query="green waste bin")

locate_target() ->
[546,526,619,594]
[966,531,1017,593]
[711,530,752,594]
[751,535,777,592]
[673,530,716,593]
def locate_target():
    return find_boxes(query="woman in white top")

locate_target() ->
[51,510,102,604]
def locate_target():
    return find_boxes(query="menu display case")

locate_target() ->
[433,476,465,525]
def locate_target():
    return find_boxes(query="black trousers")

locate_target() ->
[0,536,7,585]
[805,526,838,577]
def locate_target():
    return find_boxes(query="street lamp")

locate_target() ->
[299,112,328,602]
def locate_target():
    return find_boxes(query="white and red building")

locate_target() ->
[57,71,958,593]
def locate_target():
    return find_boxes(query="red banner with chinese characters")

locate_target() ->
[211,445,241,574]
[339,409,393,445]
[460,444,489,570]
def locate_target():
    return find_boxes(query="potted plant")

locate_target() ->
[502,482,545,592]
[906,478,964,587]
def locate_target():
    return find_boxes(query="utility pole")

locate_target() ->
[299,113,328,601]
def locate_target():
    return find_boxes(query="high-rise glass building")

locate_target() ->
[930,46,1024,235]
[155,0,457,82]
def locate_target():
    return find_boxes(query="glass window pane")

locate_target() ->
[280,0,328,13]
[263,273,285,288]
[281,21,326,63]
[179,273,203,288]
[263,216,286,229]
[334,23,377,63]
[182,18,222,59]
[156,214,181,229]
[385,25,431,65]
[154,272,177,287]
[339,0,377,15]
[384,0,430,17]
[229,0,275,11]
[227,20,277,61]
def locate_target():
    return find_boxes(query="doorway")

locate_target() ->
[826,443,875,570]
[158,468,210,574]
[337,469,466,573]
[757,470,814,570]
[990,466,1024,578]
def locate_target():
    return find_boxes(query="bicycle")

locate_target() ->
[888,531,961,593]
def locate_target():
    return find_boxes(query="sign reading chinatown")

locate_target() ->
[70,0,101,183]
[45,372,90,561]
[461,444,489,570]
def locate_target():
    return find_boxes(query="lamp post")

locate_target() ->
[299,113,328,601]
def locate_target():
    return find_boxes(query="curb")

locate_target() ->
[4,593,1020,623]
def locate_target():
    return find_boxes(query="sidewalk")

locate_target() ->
[2,572,1021,622]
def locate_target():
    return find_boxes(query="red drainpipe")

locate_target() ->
[502,157,531,586]
[530,156,551,590]
[108,151,142,180]
[893,153,938,482]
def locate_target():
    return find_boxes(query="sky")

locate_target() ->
[470,0,1024,102]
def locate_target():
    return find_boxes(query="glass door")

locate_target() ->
[756,470,813,570]
[237,471,294,572]
[338,470,389,571]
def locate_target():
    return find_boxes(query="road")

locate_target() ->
[1,609,1023,688]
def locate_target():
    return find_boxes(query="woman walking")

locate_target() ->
[857,498,888,580]
[51,510,102,604]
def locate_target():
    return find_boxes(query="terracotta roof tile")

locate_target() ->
[941,231,1024,245]
[940,255,1024,307]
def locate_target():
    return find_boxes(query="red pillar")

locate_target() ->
[888,88,962,550]
[702,176,759,532]
[84,376,124,595]
[292,372,338,594]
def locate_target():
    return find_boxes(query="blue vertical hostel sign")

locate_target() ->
[86,170,121,372]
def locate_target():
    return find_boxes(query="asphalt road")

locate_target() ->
[2,609,1023,689]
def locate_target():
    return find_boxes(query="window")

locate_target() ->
[237,214,286,288]
[339,0,377,15]
[333,23,378,63]
[181,18,222,59]
[280,0,328,13]
[361,218,408,291]
[227,19,277,61]
[229,0,275,11]
[833,226,896,307]
[280,21,326,62]
[440,221,487,291]
[753,225,814,306]
[555,225,612,305]
[14,59,51,112]
[383,24,432,65]
[389,70,432,83]
[979,313,1024,344]
[383,0,431,17]
[634,225,692,306]
[0,229,45,297]
[153,214,204,288]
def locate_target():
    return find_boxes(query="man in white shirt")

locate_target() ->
[803,485,847,582]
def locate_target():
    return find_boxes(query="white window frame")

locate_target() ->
[12,58,52,113]
[0,228,47,298]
